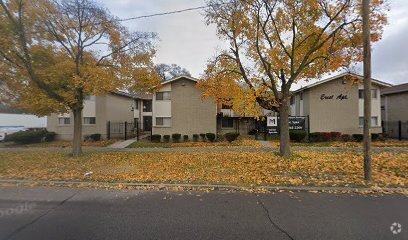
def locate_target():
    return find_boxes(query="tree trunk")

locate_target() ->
[279,97,291,157]
[72,107,83,157]
[362,0,372,182]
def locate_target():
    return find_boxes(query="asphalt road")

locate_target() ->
[0,186,406,240]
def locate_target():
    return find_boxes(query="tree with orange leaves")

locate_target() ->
[0,0,160,156]
[199,0,388,157]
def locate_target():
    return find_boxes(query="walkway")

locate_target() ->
[107,138,137,148]
[0,146,407,153]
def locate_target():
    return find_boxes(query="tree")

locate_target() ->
[362,0,372,182]
[0,0,160,156]
[198,0,387,157]
[154,63,191,81]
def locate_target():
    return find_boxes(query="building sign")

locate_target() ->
[267,117,278,127]
[320,94,348,101]
[267,116,306,134]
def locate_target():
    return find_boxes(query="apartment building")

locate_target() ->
[290,73,392,134]
[47,92,135,140]
[151,76,217,137]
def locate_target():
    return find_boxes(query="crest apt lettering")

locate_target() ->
[320,94,348,101]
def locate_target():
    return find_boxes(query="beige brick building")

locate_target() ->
[291,73,392,134]
[151,76,217,137]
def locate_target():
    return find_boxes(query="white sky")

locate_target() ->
[99,0,408,86]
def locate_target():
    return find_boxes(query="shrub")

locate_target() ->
[151,134,161,143]
[352,134,364,142]
[163,135,170,143]
[183,135,189,142]
[85,133,101,141]
[5,130,54,144]
[341,134,352,142]
[372,133,379,141]
[309,132,320,142]
[309,132,340,142]
[200,133,206,141]
[44,132,57,142]
[320,132,332,142]
[225,132,240,143]
[289,131,306,142]
[330,132,342,141]
[193,134,199,142]
[206,133,216,142]
[248,129,257,135]
[172,133,181,143]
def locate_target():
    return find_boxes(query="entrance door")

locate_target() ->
[143,116,152,132]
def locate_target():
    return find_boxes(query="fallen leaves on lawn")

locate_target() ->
[0,151,406,189]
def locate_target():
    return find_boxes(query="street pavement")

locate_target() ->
[0,186,406,240]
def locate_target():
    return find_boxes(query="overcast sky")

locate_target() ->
[99,0,408,86]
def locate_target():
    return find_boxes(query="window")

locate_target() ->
[359,89,378,99]
[221,118,234,128]
[371,89,378,98]
[359,89,364,99]
[222,104,232,109]
[371,116,378,126]
[156,117,171,127]
[134,100,139,110]
[359,117,379,127]
[58,117,70,125]
[84,117,96,125]
[300,93,303,101]
[290,96,295,105]
[143,100,152,112]
[156,92,171,100]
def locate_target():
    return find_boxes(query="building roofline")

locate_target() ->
[381,83,408,95]
[293,73,393,93]
[161,75,198,85]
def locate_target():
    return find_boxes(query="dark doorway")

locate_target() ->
[143,116,152,131]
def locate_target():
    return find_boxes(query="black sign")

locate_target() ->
[268,117,306,134]
[320,94,348,101]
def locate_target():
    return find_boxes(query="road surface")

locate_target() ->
[0,186,406,240]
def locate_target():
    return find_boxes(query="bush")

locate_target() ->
[183,135,189,142]
[200,133,206,141]
[248,129,257,135]
[172,133,181,143]
[44,132,57,142]
[163,135,170,143]
[85,133,101,142]
[289,131,306,142]
[309,132,320,142]
[5,130,55,144]
[330,132,342,141]
[225,132,240,143]
[309,132,341,142]
[372,133,379,141]
[193,134,199,142]
[151,134,161,143]
[352,134,364,142]
[341,134,352,142]
[206,133,216,142]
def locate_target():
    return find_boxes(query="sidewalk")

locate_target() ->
[107,139,138,148]
[0,146,407,153]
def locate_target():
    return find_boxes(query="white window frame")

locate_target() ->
[156,91,171,101]
[58,117,70,125]
[83,117,96,125]
[155,117,171,127]
[359,116,379,127]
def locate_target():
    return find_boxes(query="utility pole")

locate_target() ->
[363,0,372,182]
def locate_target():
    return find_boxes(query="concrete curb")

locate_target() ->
[0,179,406,193]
